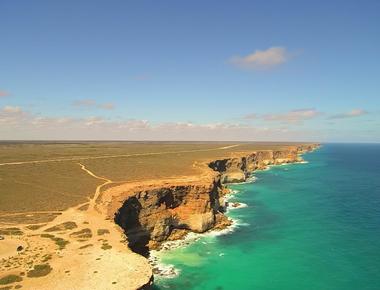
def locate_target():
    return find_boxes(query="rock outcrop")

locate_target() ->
[114,177,227,255]
[113,144,319,256]
[209,145,312,184]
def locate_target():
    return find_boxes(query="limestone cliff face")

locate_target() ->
[209,146,309,184]
[114,144,319,255]
[114,177,230,255]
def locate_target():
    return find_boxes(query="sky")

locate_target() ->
[1,0,379,142]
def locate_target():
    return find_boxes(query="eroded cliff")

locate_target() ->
[209,146,309,183]
[112,144,319,256]
[114,177,229,255]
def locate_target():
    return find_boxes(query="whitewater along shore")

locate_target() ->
[108,144,319,252]
[102,144,318,285]
[0,143,318,289]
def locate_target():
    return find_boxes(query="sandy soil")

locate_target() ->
[0,148,226,289]
[0,163,154,289]
[0,143,247,289]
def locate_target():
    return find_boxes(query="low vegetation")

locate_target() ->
[0,227,23,235]
[0,141,303,224]
[40,234,69,250]
[44,221,77,232]
[27,264,52,278]
[97,229,110,236]
[25,224,46,230]
[79,244,93,249]
[101,240,112,250]
[70,228,92,240]
[0,274,22,285]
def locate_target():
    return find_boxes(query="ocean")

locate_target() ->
[153,144,380,290]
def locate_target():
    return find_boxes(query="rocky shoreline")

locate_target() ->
[148,187,252,279]
[113,144,319,252]
[104,144,319,288]
[0,144,322,290]
[148,147,318,279]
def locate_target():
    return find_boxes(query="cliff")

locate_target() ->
[114,177,229,255]
[209,145,310,183]
[107,144,319,257]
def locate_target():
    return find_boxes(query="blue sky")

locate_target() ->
[0,0,379,141]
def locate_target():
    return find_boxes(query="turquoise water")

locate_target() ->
[154,144,380,290]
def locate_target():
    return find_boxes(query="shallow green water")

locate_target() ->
[154,144,380,290]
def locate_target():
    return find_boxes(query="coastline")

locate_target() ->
[0,144,319,290]
[107,143,320,287]
[148,147,319,282]
[148,187,250,280]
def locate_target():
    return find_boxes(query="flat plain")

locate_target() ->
[0,141,310,289]
[0,141,303,223]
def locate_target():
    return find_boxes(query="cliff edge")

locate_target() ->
[99,144,319,258]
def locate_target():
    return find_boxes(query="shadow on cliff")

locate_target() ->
[114,196,151,257]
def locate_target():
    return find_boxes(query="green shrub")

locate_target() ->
[27,264,52,278]
[0,274,22,285]
[70,228,92,239]
[44,221,77,232]
[97,229,110,236]
[40,234,69,250]
[0,227,23,235]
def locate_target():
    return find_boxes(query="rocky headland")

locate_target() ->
[0,143,318,290]
[101,144,319,263]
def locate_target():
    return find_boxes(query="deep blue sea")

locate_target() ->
[154,144,380,290]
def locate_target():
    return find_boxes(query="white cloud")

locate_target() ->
[121,119,150,130]
[329,109,368,119]
[2,106,22,113]
[1,105,377,142]
[85,116,106,126]
[0,107,321,141]
[0,106,29,126]
[230,47,289,70]
[263,109,320,123]
[243,109,320,124]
